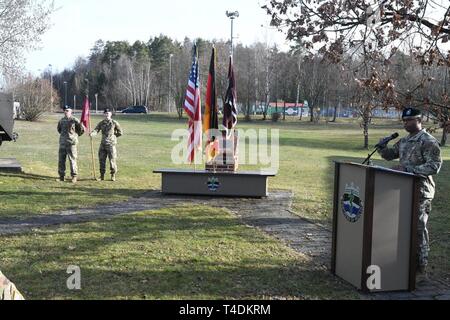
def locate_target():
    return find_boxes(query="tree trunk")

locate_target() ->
[441,121,448,147]
[363,119,369,149]
[331,105,338,122]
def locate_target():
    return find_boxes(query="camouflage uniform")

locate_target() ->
[0,271,25,300]
[93,119,123,176]
[57,116,84,178]
[378,129,442,268]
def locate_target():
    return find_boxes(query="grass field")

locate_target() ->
[0,113,448,299]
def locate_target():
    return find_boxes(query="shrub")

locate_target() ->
[15,77,59,121]
[271,112,281,122]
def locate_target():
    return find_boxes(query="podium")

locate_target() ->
[331,162,420,292]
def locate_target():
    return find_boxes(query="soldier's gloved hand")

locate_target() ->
[90,131,98,137]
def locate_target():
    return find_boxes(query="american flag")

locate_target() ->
[223,56,237,131]
[183,45,202,163]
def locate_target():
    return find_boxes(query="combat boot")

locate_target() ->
[71,176,77,184]
[100,174,105,181]
[58,176,65,182]
[111,174,116,182]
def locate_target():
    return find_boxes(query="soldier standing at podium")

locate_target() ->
[377,107,442,280]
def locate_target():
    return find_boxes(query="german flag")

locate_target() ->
[203,46,219,135]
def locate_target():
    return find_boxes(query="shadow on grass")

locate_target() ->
[0,172,56,181]
[0,187,148,199]
[1,211,356,300]
[10,265,354,300]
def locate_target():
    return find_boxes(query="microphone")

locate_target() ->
[375,132,399,148]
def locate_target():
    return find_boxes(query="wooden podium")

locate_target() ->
[331,162,420,292]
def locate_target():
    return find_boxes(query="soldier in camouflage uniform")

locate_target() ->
[0,271,25,300]
[378,107,442,278]
[90,108,123,181]
[57,107,85,183]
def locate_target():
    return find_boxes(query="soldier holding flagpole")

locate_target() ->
[90,108,123,181]
[80,80,97,181]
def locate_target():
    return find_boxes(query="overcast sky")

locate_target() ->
[25,0,290,74]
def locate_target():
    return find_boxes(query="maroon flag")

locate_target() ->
[223,56,237,130]
[81,96,90,130]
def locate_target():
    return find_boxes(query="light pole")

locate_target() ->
[168,53,173,113]
[261,24,270,118]
[49,64,53,112]
[95,93,98,114]
[84,79,90,111]
[63,81,68,109]
[226,10,239,57]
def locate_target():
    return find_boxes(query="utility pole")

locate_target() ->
[254,49,258,116]
[63,81,68,109]
[49,64,53,112]
[261,24,271,120]
[169,53,173,113]
[95,93,98,114]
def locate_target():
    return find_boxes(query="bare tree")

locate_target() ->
[264,0,450,146]
[0,0,54,76]
[299,56,330,122]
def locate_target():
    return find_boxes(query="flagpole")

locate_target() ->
[89,119,97,180]
[85,92,96,181]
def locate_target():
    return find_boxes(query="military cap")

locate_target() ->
[402,107,422,120]
[104,108,111,113]
[63,106,72,111]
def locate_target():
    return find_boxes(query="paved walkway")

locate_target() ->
[0,190,448,300]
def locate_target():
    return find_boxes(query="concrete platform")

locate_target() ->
[154,169,277,198]
[0,158,22,173]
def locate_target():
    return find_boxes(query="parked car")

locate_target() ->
[121,106,148,114]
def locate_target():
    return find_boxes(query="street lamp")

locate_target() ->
[168,53,173,113]
[63,81,68,109]
[261,24,270,116]
[84,79,90,113]
[226,10,239,57]
[49,64,53,112]
[95,93,98,114]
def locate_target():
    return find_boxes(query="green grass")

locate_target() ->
[0,113,449,298]
[0,206,356,300]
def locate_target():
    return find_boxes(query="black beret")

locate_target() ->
[402,108,422,119]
